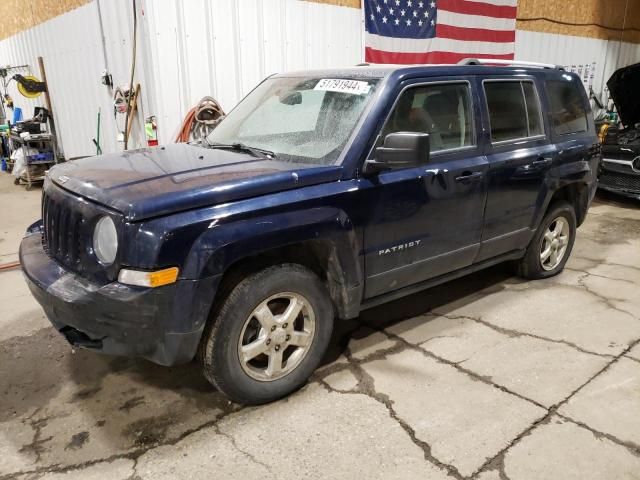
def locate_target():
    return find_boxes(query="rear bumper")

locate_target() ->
[20,229,219,366]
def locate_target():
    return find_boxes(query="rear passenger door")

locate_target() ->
[476,77,556,262]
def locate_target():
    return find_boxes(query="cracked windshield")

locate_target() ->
[208,76,380,164]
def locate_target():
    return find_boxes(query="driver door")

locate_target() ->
[362,79,489,299]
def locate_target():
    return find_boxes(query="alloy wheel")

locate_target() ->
[237,292,315,381]
[540,216,570,271]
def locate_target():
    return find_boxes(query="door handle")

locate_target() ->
[455,171,484,183]
[532,157,553,166]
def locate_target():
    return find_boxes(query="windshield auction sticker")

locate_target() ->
[314,79,371,95]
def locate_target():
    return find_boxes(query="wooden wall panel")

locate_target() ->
[303,0,361,8]
[516,0,640,44]
[0,0,90,41]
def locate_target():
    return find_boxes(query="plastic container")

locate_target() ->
[1,159,6,171]
[13,108,23,124]
[32,152,54,161]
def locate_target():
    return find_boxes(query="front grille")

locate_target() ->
[599,171,640,192]
[42,191,84,268]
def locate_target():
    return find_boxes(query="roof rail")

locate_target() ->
[458,58,565,71]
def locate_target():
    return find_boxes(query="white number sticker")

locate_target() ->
[314,79,371,95]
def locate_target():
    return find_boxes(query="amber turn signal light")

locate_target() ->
[118,267,179,288]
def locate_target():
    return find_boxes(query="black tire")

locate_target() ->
[517,201,576,279]
[200,263,334,405]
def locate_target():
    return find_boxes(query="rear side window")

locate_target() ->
[546,80,588,135]
[484,81,544,143]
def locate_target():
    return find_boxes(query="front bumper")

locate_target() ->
[598,184,640,200]
[598,156,640,200]
[20,230,219,366]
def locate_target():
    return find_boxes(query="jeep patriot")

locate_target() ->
[21,60,601,404]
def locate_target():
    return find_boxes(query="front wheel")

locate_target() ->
[517,201,577,279]
[200,264,334,405]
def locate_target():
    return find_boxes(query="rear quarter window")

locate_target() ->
[545,79,588,135]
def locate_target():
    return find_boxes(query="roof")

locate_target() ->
[274,61,570,81]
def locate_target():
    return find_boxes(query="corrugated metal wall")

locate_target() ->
[141,0,363,144]
[515,30,640,104]
[0,0,363,155]
[0,0,146,158]
[1,1,639,159]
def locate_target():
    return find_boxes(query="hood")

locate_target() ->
[607,62,640,128]
[49,144,343,221]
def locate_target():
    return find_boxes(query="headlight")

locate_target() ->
[93,216,118,264]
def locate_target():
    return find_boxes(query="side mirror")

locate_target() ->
[366,132,430,173]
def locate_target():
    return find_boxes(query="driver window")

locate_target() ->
[382,83,474,153]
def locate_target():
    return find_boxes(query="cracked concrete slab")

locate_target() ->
[0,320,231,476]
[0,416,38,473]
[436,284,640,356]
[0,178,41,259]
[386,314,506,363]
[579,273,640,318]
[504,417,640,480]
[323,369,359,392]
[475,470,503,480]
[588,201,640,221]
[628,343,640,362]
[0,269,48,342]
[136,384,451,480]
[361,349,546,477]
[559,357,640,448]
[135,428,273,479]
[458,335,609,407]
[347,327,398,360]
[15,459,135,480]
[13,368,227,470]
[387,313,610,407]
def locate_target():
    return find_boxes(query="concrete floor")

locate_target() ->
[1,171,640,480]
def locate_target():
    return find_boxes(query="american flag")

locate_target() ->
[364,0,517,64]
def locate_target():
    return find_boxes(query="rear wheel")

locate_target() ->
[517,201,576,279]
[200,264,333,404]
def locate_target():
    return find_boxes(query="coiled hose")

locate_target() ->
[175,96,225,143]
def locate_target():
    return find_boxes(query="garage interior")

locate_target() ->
[1,1,640,479]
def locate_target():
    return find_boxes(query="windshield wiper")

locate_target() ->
[207,141,276,158]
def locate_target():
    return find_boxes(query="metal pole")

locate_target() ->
[95,0,111,78]
[615,0,630,70]
[37,56,61,162]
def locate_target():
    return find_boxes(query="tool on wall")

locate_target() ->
[175,97,225,143]
[12,74,46,99]
[126,84,141,144]
[0,64,29,120]
[93,108,102,155]
[0,68,45,102]
[37,56,61,161]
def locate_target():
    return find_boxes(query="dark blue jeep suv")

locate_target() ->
[21,60,601,404]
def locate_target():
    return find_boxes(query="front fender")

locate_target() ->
[181,206,363,318]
